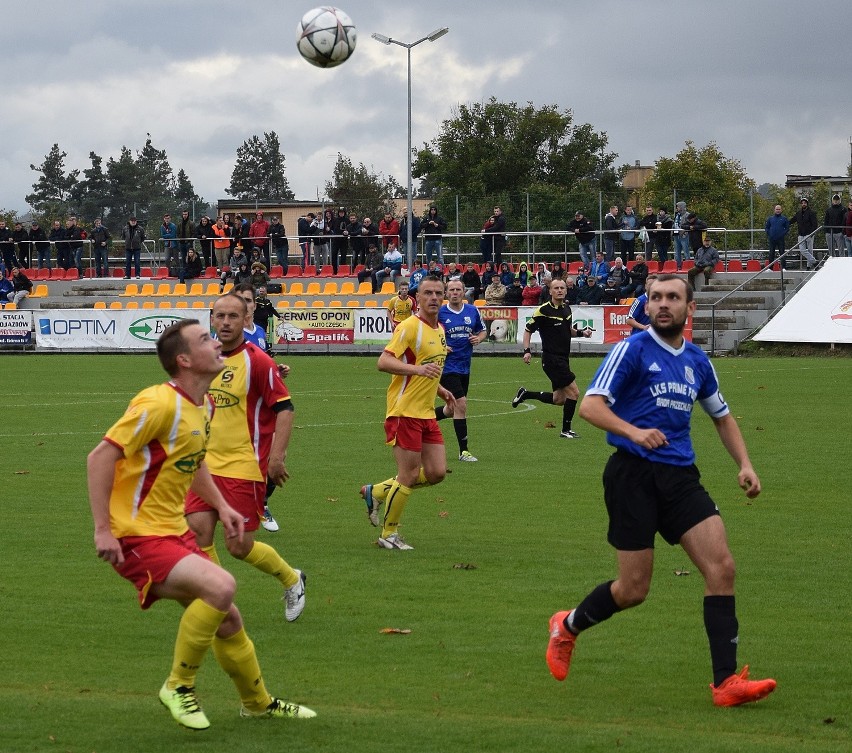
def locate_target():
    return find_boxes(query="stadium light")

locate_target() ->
[371,27,450,267]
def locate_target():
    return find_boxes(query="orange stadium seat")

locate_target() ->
[339,282,356,295]
[31,284,49,298]
[109,301,122,309]
[188,283,203,296]
[321,282,338,295]
[191,301,207,309]
[93,301,107,309]
[306,282,321,295]
[287,282,304,296]
[121,284,139,297]
[125,301,139,309]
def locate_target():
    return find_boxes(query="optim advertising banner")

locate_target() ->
[35,309,211,350]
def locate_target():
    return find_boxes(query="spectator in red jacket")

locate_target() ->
[249,212,271,266]
[378,213,400,250]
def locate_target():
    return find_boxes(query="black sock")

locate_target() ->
[704,595,738,687]
[453,418,468,452]
[265,477,277,505]
[568,581,620,634]
[435,405,450,421]
[562,399,577,432]
[527,391,554,404]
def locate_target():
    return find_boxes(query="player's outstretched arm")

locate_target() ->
[579,394,668,449]
[87,440,125,565]
[377,350,441,379]
[711,413,761,498]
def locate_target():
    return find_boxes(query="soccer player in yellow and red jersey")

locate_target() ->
[360,275,455,550]
[185,294,307,620]
[87,320,316,730]
[385,280,417,330]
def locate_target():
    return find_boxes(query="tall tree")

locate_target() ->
[413,98,616,198]
[135,134,176,225]
[26,143,80,216]
[70,151,111,223]
[226,131,295,202]
[174,169,208,218]
[324,153,400,219]
[105,146,142,228]
[639,141,757,232]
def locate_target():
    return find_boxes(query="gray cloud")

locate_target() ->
[3,0,849,214]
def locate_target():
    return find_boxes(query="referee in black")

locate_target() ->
[512,277,592,438]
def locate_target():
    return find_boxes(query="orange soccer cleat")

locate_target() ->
[546,610,577,681]
[711,665,777,707]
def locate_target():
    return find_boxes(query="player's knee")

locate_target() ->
[224,535,253,560]
[205,567,237,608]
[217,604,244,637]
[708,553,736,591]
[614,576,651,608]
[425,467,446,485]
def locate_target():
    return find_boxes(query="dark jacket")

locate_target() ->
[566,217,595,244]
[682,216,709,251]
[462,269,482,296]
[184,253,203,279]
[502,283,523,306]
[421,212,446,239]
[29,225,48,250]
[789,207,818,236]
[11,270,33,293]
[578,281,603,305]
[90,224,111,249]
[298,216,314,244]
[629,262,649,286]
[66,223,84,250]
[268,220,289,251]
[653,214,674,247]
[121,223,146,250]
[824,202,846,232]
[178,215,195,243]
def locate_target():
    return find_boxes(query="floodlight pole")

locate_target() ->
[372,27,449,267]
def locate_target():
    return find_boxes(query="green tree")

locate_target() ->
[105,147,142,229]
[25,143,80,217]
[413,99,616,196]
[324,153,400,219]
[639,141,757,234]
[226,132,295,202]
[70,151,111,224]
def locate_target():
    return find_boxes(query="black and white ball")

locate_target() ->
[296,7,357,68]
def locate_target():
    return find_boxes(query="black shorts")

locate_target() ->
[440,372,470,399]
[602,450,720,550]
[542,352,575,391]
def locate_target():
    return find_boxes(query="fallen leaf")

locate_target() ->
[674,569,690,576]
[438,511,449,518]
[452,563,478,570]
[544,421,556,429]
[379,628,412,635]
[823,717,835,725]
[434,497,445,503]
[757,385,765,390]
[326,496,339,503]
[755,426,765,431]
[14,470,30,475]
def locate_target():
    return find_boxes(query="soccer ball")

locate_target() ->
[296,7,357,69]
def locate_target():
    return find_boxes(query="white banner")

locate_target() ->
[35,309,211,350]
[354,308,395,343]
[0,309,33,344]
[514,305,606,344]
[753,258,852,344]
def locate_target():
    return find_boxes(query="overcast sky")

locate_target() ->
[3,0,850,214]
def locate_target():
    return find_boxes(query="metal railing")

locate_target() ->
[707,227,826,354]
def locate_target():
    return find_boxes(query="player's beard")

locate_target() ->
[651,311,686,339]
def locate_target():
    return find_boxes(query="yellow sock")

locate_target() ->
[410,467,432,489]
[381,480,412,537]
[212,627,272,712]
[371,477,396,502]
[200,543,221,566]
[243,541,298,588]
[167,599,228,689]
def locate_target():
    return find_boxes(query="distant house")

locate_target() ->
[785,175,849,197]
[623,161,654,205]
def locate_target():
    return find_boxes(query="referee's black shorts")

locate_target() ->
[542,352,576,391]
[440,372,470,399]
[602,450,720,550]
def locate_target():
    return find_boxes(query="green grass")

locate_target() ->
[1,354,849,753]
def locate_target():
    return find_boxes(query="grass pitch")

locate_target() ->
[0,354,849,752]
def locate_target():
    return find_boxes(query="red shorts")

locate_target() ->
[384,416,444,452]
[114,529,206,610]
[185,475,265,532]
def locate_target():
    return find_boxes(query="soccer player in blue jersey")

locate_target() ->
[435,279,487,461]
[234,283,269,351]
[624,274,656,336]
[545,275,776,707]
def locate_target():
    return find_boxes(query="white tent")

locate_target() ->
[753,258,852,344]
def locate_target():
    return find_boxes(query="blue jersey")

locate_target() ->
[586,328,729,466]
[439,303,484,375]
[243,324,267,351]
[627,294,650,333]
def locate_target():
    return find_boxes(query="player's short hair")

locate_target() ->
[654,273,693,302]
[233,282,256,301]
[157,319,201,376]
[422,274,444,285]
[213,292,248,314]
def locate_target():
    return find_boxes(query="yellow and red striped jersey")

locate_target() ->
[384,315,447,419]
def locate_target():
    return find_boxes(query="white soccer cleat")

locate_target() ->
[560,430,580,439]
[459,450,478,462]
[261,507,279,532]
[377,533,414,550]
[283,570,306,621]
